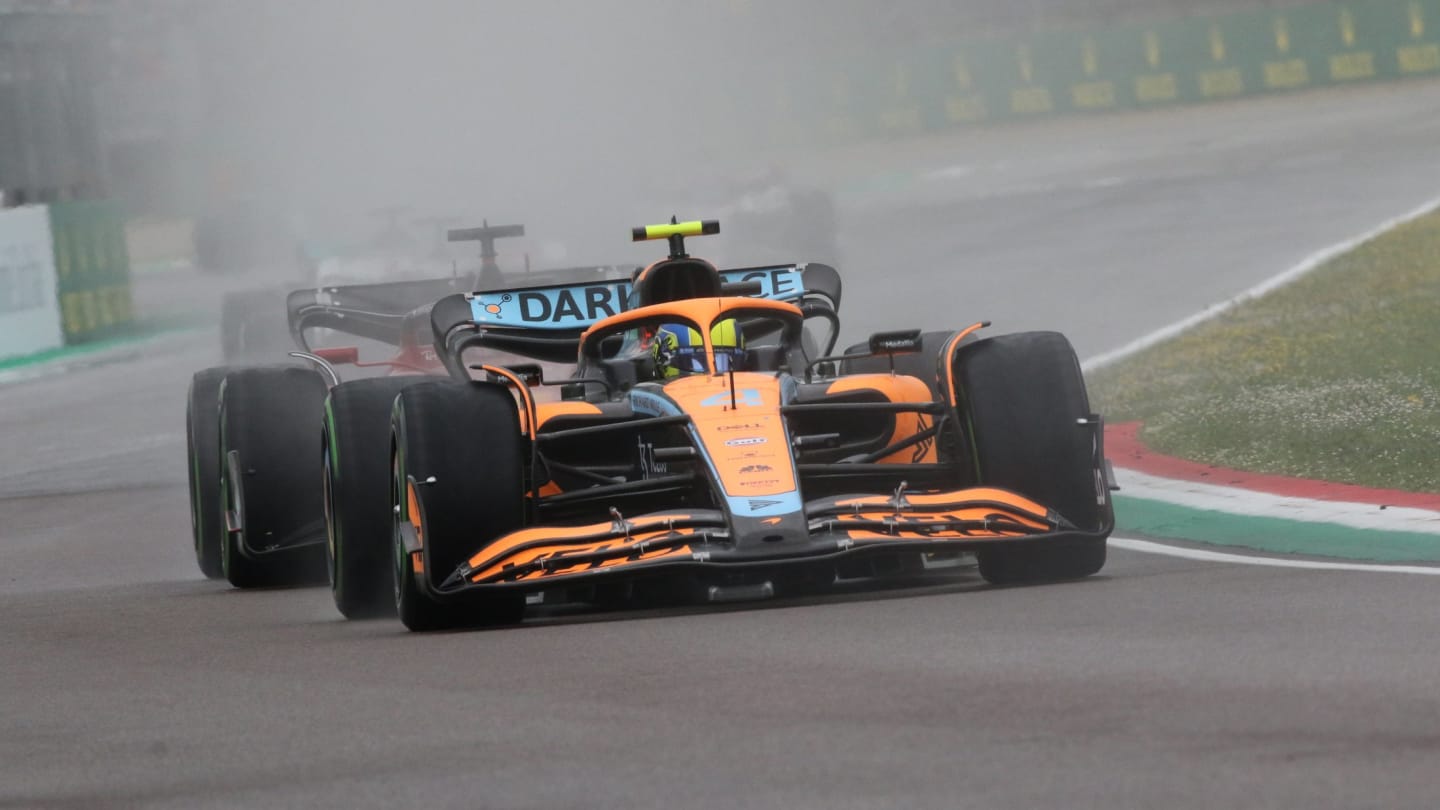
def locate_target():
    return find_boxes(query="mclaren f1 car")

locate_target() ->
[370,219,1116,631]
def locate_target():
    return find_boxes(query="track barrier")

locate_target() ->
[756,0,1440,146]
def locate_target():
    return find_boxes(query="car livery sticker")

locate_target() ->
[467,266,806,330]
[724,491,803,518]
[657,373,804,521]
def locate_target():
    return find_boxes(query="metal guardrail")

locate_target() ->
[743,0,1440,147]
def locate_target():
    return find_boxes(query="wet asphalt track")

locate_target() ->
[4,83,1440,808]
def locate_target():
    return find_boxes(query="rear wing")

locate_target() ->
[430,262,843,377]
[285,265,631,350]
[464,264,836,331]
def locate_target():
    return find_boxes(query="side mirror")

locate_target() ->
[597,356,641,393]
[597,333,625,359]
[471,362,544,386]
[501,363,544,386]
[867,329,922,355]
[746,345,787,372]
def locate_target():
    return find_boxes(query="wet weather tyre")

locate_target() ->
[324,376,441,619]
[391,380,527,632]
[186,367,230,579]
[218,366,329,588]
[953,331,1107,585]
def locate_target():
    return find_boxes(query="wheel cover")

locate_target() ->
[220,449,234,577]
[323,433,339,591]
[220,442,249,576]
[218,401,232,577]
[391,451,406,608]
[187,413,202,556]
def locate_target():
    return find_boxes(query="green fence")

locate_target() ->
[49,200,134,344]
[770,0,1440,145]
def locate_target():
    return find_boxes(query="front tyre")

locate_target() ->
[391,381,528,632]
[953,331,1108,585]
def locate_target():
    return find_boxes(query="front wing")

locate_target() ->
[402,484,1109,599]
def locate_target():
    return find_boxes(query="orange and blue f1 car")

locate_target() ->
[350,220,1116,631]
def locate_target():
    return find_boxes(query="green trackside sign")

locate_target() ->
[771,0,1440,145]
[49,200,135,344]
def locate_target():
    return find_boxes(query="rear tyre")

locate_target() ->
[186,367,230,579]
[324,376,440,619]
[218,366,329,588]
[953,331,1107,585]
[391,381,528,632]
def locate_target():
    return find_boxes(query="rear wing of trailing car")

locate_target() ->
[287,276,472,349]
[285,266,631,350]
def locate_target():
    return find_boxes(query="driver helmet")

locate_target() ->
[652,319,745,379]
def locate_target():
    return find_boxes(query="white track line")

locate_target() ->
[1114,467,1440,534]
[1111,536,1440,575]
[1083,193,1440,371]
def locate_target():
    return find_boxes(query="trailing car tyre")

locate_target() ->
[186,366,231,579]
[324,376,442,619]
[391,380,528,632]
[952,331,1107,585]
[218,366,329,588]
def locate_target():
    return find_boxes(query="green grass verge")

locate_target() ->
[1088,210,1440,494]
